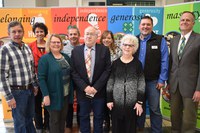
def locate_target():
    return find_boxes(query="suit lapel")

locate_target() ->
[173,35,181,62]
[180,32,195,60]
[80,45,88,77]
[93,44,100,81]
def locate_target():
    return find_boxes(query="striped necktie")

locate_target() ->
[85,48,92,78]
[178,37,186,60]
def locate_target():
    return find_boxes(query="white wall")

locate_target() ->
[4,0,36,7]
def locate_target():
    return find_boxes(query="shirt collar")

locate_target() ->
[11,41,25,50]
[84,44,96,51]
[181,30,192,41]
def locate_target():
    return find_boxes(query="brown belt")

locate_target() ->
[10,84,33,90]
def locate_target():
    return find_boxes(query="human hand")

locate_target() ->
[192,91,200,102]
[33,87,38,96]
[84,86,93,94]
[107,102,114,110]
[134,103,143,116]
[43,96,50,106]
[7,98,16,109]
[156,83,165,90]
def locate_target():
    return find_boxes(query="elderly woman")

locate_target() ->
[107,34,145,133]
[100,30,122,132]
[38,34,71,133]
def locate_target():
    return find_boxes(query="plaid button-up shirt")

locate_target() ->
[0,41,37,101]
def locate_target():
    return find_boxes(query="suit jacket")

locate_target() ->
[71,44,111,101]
[169,31,200,98]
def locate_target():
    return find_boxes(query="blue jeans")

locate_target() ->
[11,89,36,133]
[79,98,105,133]
[137,80,162,133]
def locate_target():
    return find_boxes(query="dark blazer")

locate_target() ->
[71,44,111,101]
[169,31,200,98]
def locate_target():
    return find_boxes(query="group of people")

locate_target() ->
[0,11,200,133]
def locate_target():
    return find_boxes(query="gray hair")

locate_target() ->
[120,34,139,51]
[8,21,24,33]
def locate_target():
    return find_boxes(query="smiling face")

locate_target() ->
[179,12,195,35]
[8,25,24,45]
[139,18,153,38]
[68,28,80,46]
[84,26,98,48]
[35,27,45,41]
[121,40,136,56]
[49,36,62,53]
[102,33,113,47]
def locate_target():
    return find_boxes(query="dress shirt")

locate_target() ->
[138,34,169,84]
[84,45,96,83]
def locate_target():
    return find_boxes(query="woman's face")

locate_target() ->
[49,36,62,53]
[121,40,136,56]
[102,33,113,47]
[35,27,45,40]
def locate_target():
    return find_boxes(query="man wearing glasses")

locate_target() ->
[136,16,169,133]
[71,26,111,133]
[0,21,38,133]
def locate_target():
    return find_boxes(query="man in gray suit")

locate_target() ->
[169,11,200,133]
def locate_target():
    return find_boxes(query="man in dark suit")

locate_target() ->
[71,26,111,133]
[169,11,200,133]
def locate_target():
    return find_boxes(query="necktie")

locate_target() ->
[178,37,186,60]
[85,48,92,78]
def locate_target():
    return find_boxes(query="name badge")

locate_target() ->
[151,46,158,49]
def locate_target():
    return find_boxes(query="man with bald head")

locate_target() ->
[169,11,200,133]
[71,26,111,133]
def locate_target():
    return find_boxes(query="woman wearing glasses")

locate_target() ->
[106,34,145,133]
[100,30,122,132]
[38,34,71,133]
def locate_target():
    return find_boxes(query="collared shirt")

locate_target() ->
[138,34,169,84]
[84,45,96,83]
[62,42,75,57]
[0,41,37,101]
[177,30,192,54]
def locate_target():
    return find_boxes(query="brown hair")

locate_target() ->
[100,30,117,54]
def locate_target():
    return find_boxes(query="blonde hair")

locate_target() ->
[45,34,63,53]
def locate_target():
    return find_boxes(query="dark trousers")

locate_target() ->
[48,96,69,133]
[170,89,198,133]
[79,98,105,133]
[34,89,49,130]
[112,108,136,133]
[66,103,80,128]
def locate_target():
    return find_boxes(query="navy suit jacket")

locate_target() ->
[71,44,111,101]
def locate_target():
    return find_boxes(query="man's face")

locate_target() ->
[179,13,195,33]
[8,25,24,44]
[139,18,153,37]
[84,27,98,48]
[68,28,80,46]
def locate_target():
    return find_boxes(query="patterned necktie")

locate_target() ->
[178,37,186,60]
[85,48,92,78]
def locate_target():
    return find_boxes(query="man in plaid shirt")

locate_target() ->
[0,21,38,133]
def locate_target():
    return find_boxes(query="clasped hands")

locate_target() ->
[84,86,97,98]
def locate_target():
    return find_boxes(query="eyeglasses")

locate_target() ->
[123,43,135,47]
[50,41,61,45]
